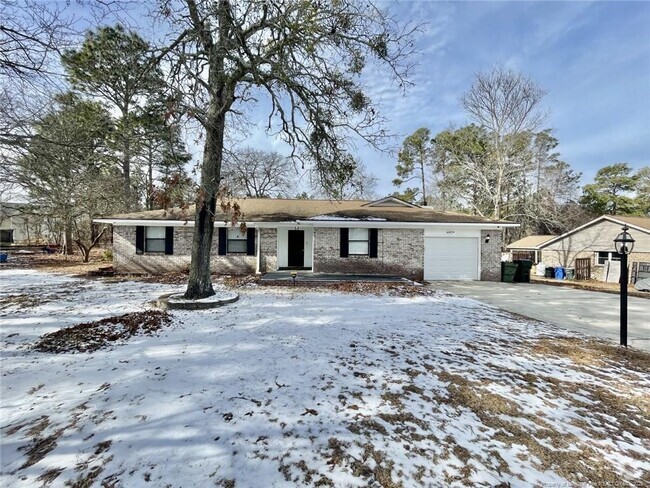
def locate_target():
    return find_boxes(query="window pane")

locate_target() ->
[227,239,247,253]
[146,226,166,239]
[227,227,246,239]
[349,228,368,240]
[146,239,166,253]
[349,241,369,255]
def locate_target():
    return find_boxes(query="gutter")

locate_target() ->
[94,218,519,230]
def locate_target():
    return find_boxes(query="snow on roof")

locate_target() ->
[307,215,387,221]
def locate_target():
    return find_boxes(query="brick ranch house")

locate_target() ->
[95,197,517,281]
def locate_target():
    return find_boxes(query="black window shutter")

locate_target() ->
[165,227,174,255]
[246,228,255,255]
[218,227,227,255]
[340,228,349,258]
[135,226,144,255]
[369,228,378,258]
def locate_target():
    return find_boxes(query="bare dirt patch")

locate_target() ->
[1,250,109,276]
[33,310,172,353]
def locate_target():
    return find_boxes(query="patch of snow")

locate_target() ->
[166,290,238,304]
[1,269,648,487]
[306,215,387,221]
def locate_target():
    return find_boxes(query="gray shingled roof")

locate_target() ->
[101,199,514,225]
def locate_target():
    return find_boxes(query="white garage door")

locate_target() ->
[424,237,478,280]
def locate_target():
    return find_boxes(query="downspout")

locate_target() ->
[256,227,261,274]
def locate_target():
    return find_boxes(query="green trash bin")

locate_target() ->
[501,262,519,283]
[565,268,575,280]
[514,259,533,283]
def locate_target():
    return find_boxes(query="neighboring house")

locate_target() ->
[538,215,650,282]
[95,196,517,281]
[0,202,32,244]
[506,235,556,263]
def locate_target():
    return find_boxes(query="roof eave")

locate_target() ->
[94,217,518,229]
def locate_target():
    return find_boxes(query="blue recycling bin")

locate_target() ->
[554,267,565,280]
[0,253,7,263]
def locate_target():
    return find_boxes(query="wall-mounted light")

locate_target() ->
[485,234,491,244]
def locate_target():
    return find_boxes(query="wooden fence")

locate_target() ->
[631,262,650,284]
[575,258,591,280]
[512,251,535,262]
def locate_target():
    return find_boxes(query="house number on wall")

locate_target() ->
[446,230,455,234]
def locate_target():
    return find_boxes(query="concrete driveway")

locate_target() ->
[429,281,650,352]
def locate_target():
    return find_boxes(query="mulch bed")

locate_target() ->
[33,310,172,354]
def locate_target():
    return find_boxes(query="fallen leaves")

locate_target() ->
[32,310,172,353]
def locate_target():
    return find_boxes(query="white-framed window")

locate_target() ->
[227,227,247,253]
[349,228,369,255]
[145,226,166,253]
[596,251,621,265]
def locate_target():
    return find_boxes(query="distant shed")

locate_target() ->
[506,235,556,263]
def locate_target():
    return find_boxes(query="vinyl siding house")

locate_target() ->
[95,197,517,281]
[0,202,33,244]
[538,215,650,282]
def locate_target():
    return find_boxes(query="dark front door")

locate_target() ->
[287,230,304,267]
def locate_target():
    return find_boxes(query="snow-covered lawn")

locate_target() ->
[1,270,648,487]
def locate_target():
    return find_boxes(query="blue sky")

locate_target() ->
[63,0,650,197]
[245,0,649,196]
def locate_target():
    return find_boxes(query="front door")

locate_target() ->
[287,230,305,267]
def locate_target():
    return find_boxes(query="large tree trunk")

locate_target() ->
[147,144,154,210]
[63,222,74,255]
[184,108,225,299]
[183,0,232,300]
[123,135,132,208]
[121,103,133,209]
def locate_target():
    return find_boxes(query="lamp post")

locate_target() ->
[614,225,635,347]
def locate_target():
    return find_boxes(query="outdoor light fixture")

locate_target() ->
[614,225,635,347]
[485,234,491,244]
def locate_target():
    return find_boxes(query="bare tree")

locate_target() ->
[0,0,74,151]
[221,148,296,198]
[460,66,547,219]
[0,0,73,78]
[13,93,122,259]
[158,0,418,298]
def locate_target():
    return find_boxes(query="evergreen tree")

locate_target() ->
[580,163,639,215]
[393,128,433,205]
[61,25,164,206]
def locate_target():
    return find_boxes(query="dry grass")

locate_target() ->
[37,468,64,485]
[436,370,626,486]
[531,275,649,299]
[19,428,63,470]
[527,336,650,372]
[0,293,45,310]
